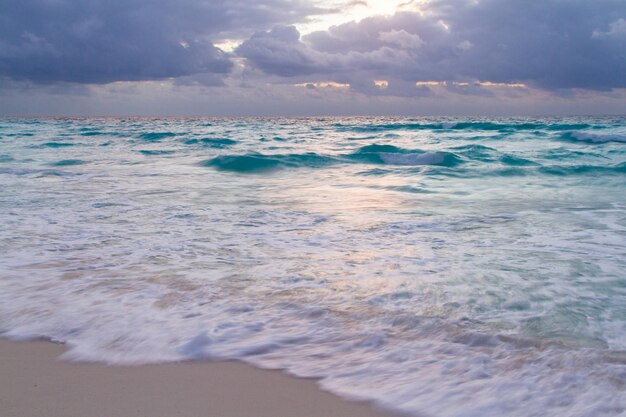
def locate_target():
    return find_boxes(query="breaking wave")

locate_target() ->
[203,145,461,172]
[562,131,626,143]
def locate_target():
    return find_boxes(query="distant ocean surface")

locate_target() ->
[1,117,625,417]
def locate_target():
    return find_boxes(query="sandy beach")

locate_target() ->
[0,339,394,417]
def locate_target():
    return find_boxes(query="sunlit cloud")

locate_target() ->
[478,81,527,88]
[296,0,426,34]
[214,40,241,52]
[415,81,447,86]
[415,81,527,88]
[295,81,351,88]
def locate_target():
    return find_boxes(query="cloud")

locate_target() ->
[593,18,626,38]
[2,0,626,115]
[236,25,331,77]
[238,0,626,93]
[0,0,329,84]
[379,30,424,49]
[237,22,430,91]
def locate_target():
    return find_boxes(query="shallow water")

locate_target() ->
[1,117,625,417]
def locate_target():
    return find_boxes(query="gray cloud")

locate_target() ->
[0,0,328,84]
[238,0,626,92]
[2,0,625,105]
[236,25,320,77]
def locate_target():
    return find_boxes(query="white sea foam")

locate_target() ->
[569,131,626,143]
[379,151,445,165]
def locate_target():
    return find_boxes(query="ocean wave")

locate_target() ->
[0,167,79,176]
[138,132,177,141]
[499,155,538,166]
[37,142,75,148]
[450,144,499,162]
[541,147,607,160]
[2,132,35,137]
[80,130,106,136]
[562,131,626,143]
[139,150,176,156]
[339,121,596,133]
[452,162,626,178]
[350,145,461,167]
[183,138,237,148]
[203,145,461,172]
[202,153,336,172]
[538,163,626,176]
[378,152,446,166]
[49,159,87,166]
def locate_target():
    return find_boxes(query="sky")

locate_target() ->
[1,0,625,116]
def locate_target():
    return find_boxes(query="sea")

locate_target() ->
[1,117,625,417]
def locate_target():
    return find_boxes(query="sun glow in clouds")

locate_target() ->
[214,0,425,52]
[297,0,426,35]
[416,81,528,88]
[215,39,241,52]
[479,81,527,88]
[295,81,351,88]
[292,79,527,92]
[415,81,447,86]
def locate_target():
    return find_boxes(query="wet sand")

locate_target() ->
[0,339,394,417]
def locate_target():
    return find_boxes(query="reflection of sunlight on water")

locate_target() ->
[292,183,402,216]
[266,169,428,228]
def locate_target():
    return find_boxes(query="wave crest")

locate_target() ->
[202,145,461,173]
[139,132,177,141]
[202,153,335,173]
[340,121,594,133]
[562,131,626,143]
[351,144,461,167]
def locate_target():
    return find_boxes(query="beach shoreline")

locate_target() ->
[0,338,396,417]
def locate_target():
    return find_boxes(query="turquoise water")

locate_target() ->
[1,117,625,416]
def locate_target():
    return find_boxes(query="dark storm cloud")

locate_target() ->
[0,0,327,84]
[238,0,626,92]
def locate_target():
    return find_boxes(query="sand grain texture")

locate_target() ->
[0,339,393,417]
